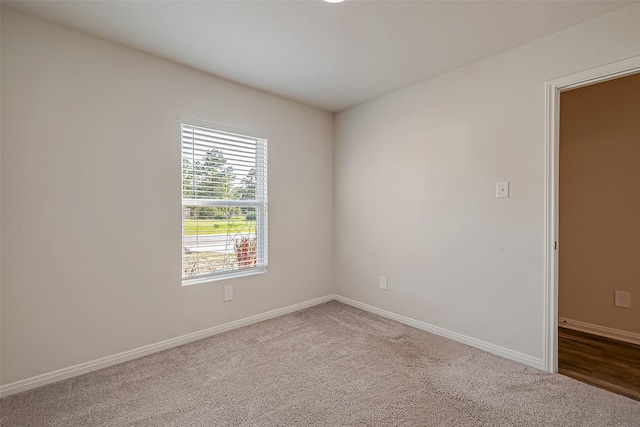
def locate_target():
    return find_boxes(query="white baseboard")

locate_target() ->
[333,295,545,371]
[558,317,640,345]
[0,295,333,398]
[1,293,547,398]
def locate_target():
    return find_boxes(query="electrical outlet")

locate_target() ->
[379,276,387,290]
[224,285,233,302]
[615,290,631,308]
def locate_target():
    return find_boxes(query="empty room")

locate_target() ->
[1,1,639,426]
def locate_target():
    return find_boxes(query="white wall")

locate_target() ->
[334,3,640,361]
[0,8,333,385]
[3,2,640,390]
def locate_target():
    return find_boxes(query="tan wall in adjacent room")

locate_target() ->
[559,72,640,335]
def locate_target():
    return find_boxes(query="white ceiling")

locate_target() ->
[3,0,634,112]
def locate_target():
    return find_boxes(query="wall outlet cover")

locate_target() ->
[224,285,233,302]
[379,276,387,290]
[615,290,631,308]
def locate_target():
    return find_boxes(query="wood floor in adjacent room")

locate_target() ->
[558,327,640,401]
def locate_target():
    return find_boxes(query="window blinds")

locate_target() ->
[181,122,267,283]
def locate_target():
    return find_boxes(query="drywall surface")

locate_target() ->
[334,3,640,360]
[559,73,640,334]
[1,8,333,385]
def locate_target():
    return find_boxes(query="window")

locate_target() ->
[181,119,267,284]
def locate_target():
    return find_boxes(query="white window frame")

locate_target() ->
[181,117,267,285]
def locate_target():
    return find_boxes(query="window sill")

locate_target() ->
[182,267,267,287]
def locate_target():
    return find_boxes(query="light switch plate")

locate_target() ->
[496,182,509,198]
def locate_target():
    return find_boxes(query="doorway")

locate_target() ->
[556,72,640,400]
[544,56,640,381]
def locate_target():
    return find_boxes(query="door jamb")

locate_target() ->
[543,56,640,372]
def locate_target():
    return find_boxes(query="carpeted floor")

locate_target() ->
[1,301,639,426]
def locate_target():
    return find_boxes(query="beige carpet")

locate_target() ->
[1,301,639,426]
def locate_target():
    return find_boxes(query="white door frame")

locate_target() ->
[543,55,640,372]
